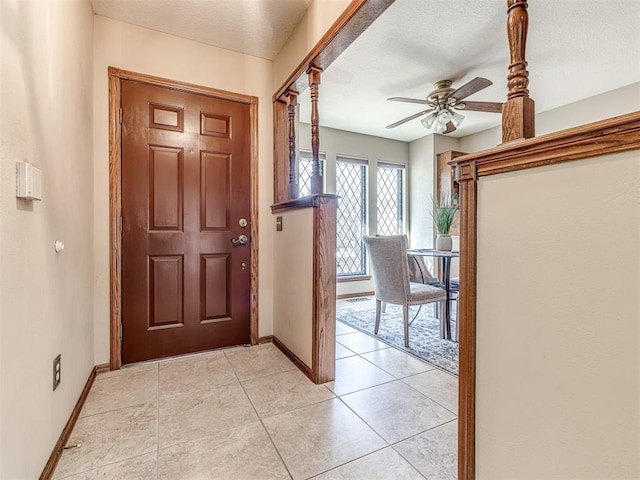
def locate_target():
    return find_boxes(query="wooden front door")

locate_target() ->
[121,79,251,364]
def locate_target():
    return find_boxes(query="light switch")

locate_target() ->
[16,162,42,201]
[276,216,283,231]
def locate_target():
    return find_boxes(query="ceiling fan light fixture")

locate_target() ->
[451,110,465,127]
[421,112,437,128]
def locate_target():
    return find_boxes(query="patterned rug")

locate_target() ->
[337,298,459,375]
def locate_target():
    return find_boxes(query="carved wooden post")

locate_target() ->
[307,66,323,194]
[286,90,299,199]
[502,0,535,143]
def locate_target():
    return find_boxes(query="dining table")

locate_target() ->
[407,248,459,340]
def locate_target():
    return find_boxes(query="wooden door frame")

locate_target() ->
[108,67,260,370]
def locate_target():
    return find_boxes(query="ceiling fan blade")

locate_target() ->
[442,121,457,134]
[386,109,434,129]
[457,100,503,113]
[448,77,493,101]
[387,97,429,105]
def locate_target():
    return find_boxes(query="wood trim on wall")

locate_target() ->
[39,366,98,480]
[273,0,396,101]
[451,110,640,480]
[336,291,375,300]
[453,112,640,177]
[272,336,313,380]
[311,195,338,384]
[456,174,478,480]
[108,67,260,370]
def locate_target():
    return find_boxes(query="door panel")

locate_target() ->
[121,79,251,364]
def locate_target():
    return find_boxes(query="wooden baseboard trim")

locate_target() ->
[40,366,98,480]
[336,291,374,300]
[272,336,313,381]
[95,363,110,374]
[258,335,274,344]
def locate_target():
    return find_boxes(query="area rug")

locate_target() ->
[337,298,458,375]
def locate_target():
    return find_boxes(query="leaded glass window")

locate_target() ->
[377,163,404,235]
[336,157,367,276]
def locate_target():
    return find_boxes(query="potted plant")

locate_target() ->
[430,193,459,251]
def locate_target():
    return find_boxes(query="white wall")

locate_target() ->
[92,16,276,363]
[298,124,409,295]
[476,150,640,477]
[273,209,314,366]
[460,82,640,153]
[0,0,95,477]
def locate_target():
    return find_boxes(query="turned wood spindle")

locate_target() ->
[287,91,299,199]
[307,66,323,194]
[502,0,535,143]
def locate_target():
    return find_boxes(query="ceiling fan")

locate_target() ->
[386,77,503,134]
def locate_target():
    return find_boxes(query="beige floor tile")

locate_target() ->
[81,367,158,417]
[159,350,238,398]
[336,321,358,335]
[402,368,458,414]
[53,403,157,479]
[336,331,390,354]
[335,342,357,359]
[158,382,258,448]
[361,348,435,379]
[395,421,457,480]
[341,381,456,444]
[326,356,394,396]
[263,398,386,480]
[224,343,296,380]
[57,452,157,480]
[242,369,334,418]
[311,447,424,480]
[158,422,289,480]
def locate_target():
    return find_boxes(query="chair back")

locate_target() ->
[363,235,411,305]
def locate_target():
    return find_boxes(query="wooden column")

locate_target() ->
[502,0,535,143]
[456,161,478,480]
[286,91,299,199]
[307,66,324,194]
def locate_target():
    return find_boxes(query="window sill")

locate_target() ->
[337,275,372,283]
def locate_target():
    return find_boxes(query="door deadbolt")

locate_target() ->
[231,234,248,246]
[239,218,248,228]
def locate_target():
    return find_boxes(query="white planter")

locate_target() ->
[436,234,452,251]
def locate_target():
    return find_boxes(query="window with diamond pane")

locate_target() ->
[298,150,325,197]
[377,164,404,235]
[336,158,367,276]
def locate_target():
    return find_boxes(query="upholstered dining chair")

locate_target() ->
[363,235,447,347]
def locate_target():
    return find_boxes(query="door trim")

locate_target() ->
[108,67,259,370]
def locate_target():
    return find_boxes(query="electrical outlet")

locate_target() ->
[53,354,61,391]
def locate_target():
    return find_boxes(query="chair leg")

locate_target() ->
[439,301,446,338]
[381,301,387,313]
[375,299,382,334]
[403,305,409,347]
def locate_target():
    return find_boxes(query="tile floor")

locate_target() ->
[53,317,458,479]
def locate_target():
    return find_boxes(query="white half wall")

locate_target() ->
[92,16,275,364]
[273,209,314,366]
[476,150,640,477]
[0,0,95,477]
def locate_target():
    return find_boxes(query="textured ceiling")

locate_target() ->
[91,0,640,141]
[91,0,312,60]
[299,0,640,141]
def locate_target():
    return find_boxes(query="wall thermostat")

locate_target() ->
[16,162,42,201]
